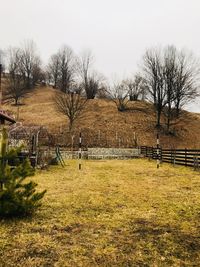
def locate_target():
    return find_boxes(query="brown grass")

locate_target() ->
[0,159,200,266]
[3,85,200,148]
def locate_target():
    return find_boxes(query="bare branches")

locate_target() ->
[108,82,129,111]
[20,40,42,88]
[4,47,30,105]
[78,50,94,84]
[0,49,5,71]
[47,45,76,93]
[4,78,30,105]
[47,54,60,88]
[77,51,103,99]
[141,45,200,130]
[174,51,200,115]
[55,91,87,131]
[142,48,166,127]
[57,46,75,92]
[124,75,148,101]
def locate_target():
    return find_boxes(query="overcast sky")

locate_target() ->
[0,0,200,112]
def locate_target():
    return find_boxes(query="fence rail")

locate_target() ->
[141,146,200,169]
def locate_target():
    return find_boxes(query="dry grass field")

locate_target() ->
[0,159,200,266]
[3,86,200,149]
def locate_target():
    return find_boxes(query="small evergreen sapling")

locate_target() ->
[0,128,46,217]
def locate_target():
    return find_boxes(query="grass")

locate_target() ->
[0,159,200,266]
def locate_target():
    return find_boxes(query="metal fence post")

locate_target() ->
[156,134,160,169]
[78,132,82,170]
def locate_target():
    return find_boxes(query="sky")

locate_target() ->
[0,0,200,112]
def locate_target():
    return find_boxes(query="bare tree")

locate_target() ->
[20,40,42,89]
[142,48,166,127]
[78,50,92,98]
[173,51,200,116]
[57,46,75,92]
[4,47,29,105]
[78,50,93,85]
[142,45,200,130]
[47,53,60,88]
[4,78,29,105]
[77,51,103,99]
[47,45,75,92]
[55,89,87,132]
[109,82,129,111]
[161,46,200,131]
[87,76,99,99]
[31,56,43,86]
[0,49,5,72]
[124,74,148,101]
[96,83,110,99]
[162,46,178,131]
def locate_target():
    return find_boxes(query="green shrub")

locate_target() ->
[0,128,46,217]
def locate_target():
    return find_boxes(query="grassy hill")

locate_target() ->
[3,86,200,148]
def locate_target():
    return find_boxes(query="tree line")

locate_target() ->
[0,41,199,133]
[0,41,105,103]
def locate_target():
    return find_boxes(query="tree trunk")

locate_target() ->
[167,104,171,133]
[15,97,19,106]
[175,101,180,117]
[156,108,161,128]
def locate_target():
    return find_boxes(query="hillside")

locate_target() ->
[3,86,200,149]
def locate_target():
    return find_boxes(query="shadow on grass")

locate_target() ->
[125,218,200,265]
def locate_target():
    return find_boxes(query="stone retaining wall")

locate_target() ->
[45,148,140,160]
[87,148,140,159]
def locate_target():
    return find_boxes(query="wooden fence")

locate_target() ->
[141,146,200,169]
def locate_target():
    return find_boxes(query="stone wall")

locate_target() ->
[45,147,140,160]
[87,148,140,159]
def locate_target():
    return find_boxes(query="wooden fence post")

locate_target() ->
[193,156,196,170]
[193,156,199,171]
[173,149,176,166]
[160,146,162,163]
[185,148,187,167]
[197,157,199,170]
[171,148,173,164]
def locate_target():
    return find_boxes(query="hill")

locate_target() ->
[3,86,200,149]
